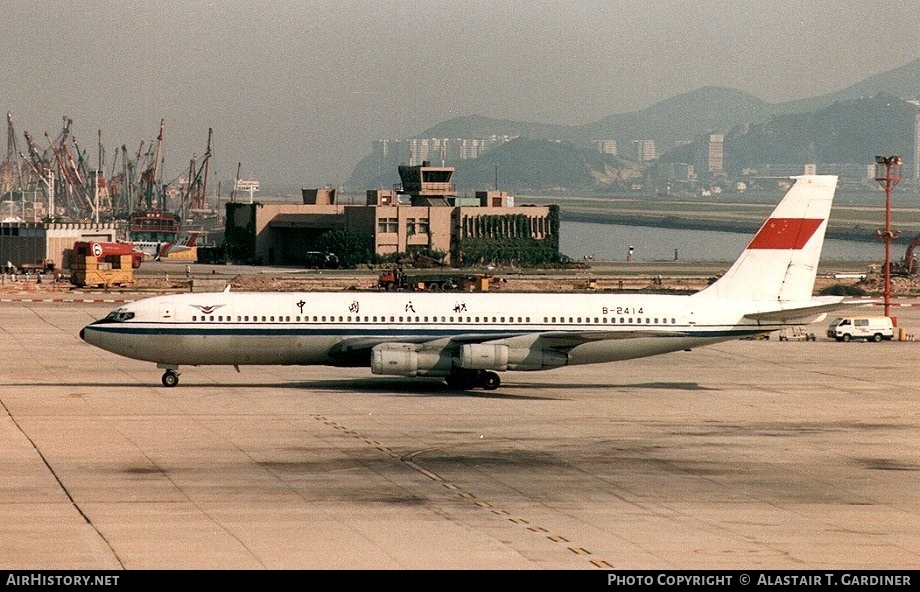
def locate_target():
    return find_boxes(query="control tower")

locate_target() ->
[397,161,456,206]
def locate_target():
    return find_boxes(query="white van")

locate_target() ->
[826,316,894,342]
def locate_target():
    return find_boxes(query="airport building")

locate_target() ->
[0,221,121,271]
[224,162,557,266]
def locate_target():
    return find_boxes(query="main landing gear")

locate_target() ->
[158,364,180,387]
[444,369,501,391]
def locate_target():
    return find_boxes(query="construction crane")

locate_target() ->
[180,127,213,216]
[45,130,94,219]
[106,144,134,215]
[21,130,53,205]
[91,130,111,222]
[230,161,241,202]
[18,129,56,220]
[198,127,212,210]
[125,140,145,215]
[1,112,25,199]
[138,119,164,212]
[22,131,47,175]
[45,131,82,217]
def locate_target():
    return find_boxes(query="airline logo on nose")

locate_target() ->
[190,304,225,314]
[747,218,824,250]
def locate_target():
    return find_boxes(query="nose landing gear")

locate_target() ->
[158,364,181,387]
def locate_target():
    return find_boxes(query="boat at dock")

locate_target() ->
[127,209,180,258]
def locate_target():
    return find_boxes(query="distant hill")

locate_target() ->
[569,86,771,146]
[777,58,920,114]
[452,138,641,193]
[346,57,920,193]
[722,93,918,170]
[414,86,770,148]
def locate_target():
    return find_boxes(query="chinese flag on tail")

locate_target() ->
[747,218,823,250]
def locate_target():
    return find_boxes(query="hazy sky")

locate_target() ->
[1,1,918,193]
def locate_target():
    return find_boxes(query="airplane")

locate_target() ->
[81,175,859,390]
[133,232,201,261]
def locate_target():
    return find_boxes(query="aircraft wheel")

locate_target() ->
[480,371,500,390]
[162,370,179,387]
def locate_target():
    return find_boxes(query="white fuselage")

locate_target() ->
[81,290,796,371]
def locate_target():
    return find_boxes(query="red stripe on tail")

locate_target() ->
[747,218,823,250]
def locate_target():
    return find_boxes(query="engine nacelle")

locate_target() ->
[459,344,568,371]
[370,343,448,376]
[460,344,509,370]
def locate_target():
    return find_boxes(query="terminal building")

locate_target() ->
[224,162,558,266]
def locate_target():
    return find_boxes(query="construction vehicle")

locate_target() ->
[17,258,55,275]
[377,268,494,292]
[892,233,920,276]
[69,241,140,288]
[378,268,459,291]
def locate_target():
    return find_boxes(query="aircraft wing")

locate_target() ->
[743,298,875,323]
[330,332,526,354]
[329,329,687,363]
[500,330,686,349]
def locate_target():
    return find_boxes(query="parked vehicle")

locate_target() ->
[304,251,340,269]
[826,316,894,342]
[778,327,816,341]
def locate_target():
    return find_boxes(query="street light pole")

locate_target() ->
[875,155,902,320]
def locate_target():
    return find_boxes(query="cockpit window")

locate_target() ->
[103,310,135,322]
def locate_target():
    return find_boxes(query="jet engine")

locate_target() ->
[459,344,567,371]
[370,343,449,377]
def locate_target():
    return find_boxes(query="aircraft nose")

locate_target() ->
[79,328,85,341]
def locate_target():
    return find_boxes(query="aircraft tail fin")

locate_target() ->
[695,175,838,302]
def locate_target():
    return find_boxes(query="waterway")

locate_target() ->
[560,220,883,263]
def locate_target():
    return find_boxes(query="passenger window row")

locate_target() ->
[186,315,677,325]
